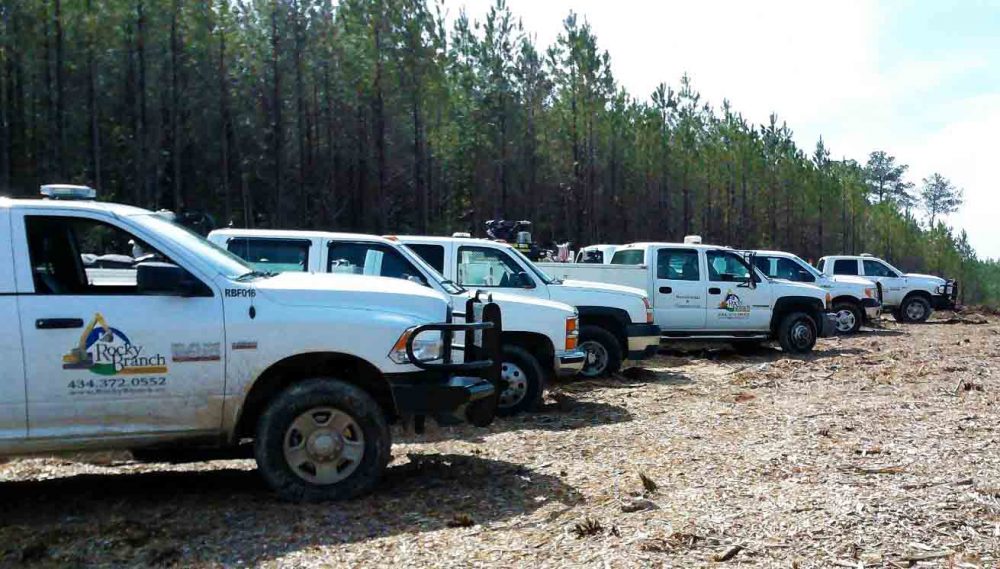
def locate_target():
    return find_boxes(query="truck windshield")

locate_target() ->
[130,213,254,279]
[510,248,559,284]
[790,255,824,279]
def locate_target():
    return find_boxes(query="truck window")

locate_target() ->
[656,249,700,281]
[456,246,528,288]
[610,249,644,265]
[833,259,859,275]
[227,238,310,272]
[756,256,810,281]
[406,243,445,273]
[706,251,751,282]
[25,215,181,295]
[327,242,426,284]
[863,259,898,278]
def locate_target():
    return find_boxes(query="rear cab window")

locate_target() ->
[610,249,645,265]
[227,238,311,272]
[833,259,859,276]
[406,243,445,273]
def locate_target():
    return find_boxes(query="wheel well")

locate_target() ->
[903,290,932,304]
[831,295,861,309]
[577,315,627,350]
[770,297,824,334]
[501,332,555,374]
[235,352,392,440]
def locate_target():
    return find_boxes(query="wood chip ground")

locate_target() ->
[1,313,998,567]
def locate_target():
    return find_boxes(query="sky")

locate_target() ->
[449,0,1000,259]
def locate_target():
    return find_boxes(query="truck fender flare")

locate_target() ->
[576,306,630,345]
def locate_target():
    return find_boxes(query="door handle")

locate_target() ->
[659,286,672,294]
[36,318,84,330]
[708,287,721,295]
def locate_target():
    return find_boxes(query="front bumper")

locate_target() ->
[386,372,496,427]
[555,350,586,377]
[626,323,662,360]
[861,297,882,321]
[818,312,837,338]
[932,280,959,310]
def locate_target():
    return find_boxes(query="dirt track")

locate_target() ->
[1,313,998,567]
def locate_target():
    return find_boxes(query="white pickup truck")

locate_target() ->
[0,188,504,502]
[396,236,662,377]
[748,250,881,334]
[539,240,837,354]
[208,229,584,415]
[818,254,958,323]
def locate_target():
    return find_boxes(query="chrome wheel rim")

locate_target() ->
[580,340,609,378]
[835,309,857,333]
[283,407,364,485]
[498,361,529,409]
[791,321,814,349]
[905,301,926,321]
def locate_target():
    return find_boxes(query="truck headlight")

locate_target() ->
[935,285,946,294]
[642,297,654,324]
[565,316,579,351]
[388,327,444,364]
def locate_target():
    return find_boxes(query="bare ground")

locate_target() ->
[1,313,998,567]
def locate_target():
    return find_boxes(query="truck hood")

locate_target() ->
[768,279,828,299]
[829,275,876,287]
[470,290,577,316]
[251,272,449,319]
[554,279,647,299]
[905,273,947,285]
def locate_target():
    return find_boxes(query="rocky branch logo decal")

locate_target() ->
[717,291,751,319]
[62,313,168,375]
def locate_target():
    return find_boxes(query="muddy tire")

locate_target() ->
[832,301,863,334]
[255,378,390,502]
[777,312,817,354]
[496,345,545,416]
[579,325,623,378]
[897,295,932,323]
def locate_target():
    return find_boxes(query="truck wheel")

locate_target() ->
[777,312,817,354]
[832,301,863,334]
[898,296,931,323]
[254,378,390,502]
[497,345,545,416]
[578,325,623,378]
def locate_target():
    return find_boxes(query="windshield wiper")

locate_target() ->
[235,270,276,281]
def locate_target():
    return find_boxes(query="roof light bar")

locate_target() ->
[40,184,97,200]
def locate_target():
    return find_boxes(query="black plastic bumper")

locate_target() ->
[932,293,957,310]
[386,372,496,427]
[625,323,662,360]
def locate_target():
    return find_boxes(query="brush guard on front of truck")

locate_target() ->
[934,279,959,310]
[391,293,503,430]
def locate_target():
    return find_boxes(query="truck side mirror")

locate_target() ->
[137,262,204,297]
[515,271,535,289]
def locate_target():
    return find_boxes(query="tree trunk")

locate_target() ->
[372,9,386,232]
[217,1,231,224]
[54,0,65,178]
[86,0,101,190]
[136,0,149,206]
[170,0,183,211]
[271,3,283,225]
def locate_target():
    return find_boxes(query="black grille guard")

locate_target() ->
[405,321,495,373]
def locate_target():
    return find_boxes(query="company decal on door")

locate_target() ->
[716,291,751,320]
[62,313,169,395]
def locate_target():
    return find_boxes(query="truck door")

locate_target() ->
[652,247,705,330]
[862,259,905,306]
[0,209,27,440]
[11,211,226,439]
[705,250,771,331]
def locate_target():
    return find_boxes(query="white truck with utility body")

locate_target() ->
[208,229,584,415]
[539,239,837,354]
[748,250,881,334]
[818,254,958,323]
[0,188,505,502]
[396,236,662,378]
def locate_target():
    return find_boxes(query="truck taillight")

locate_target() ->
[643,297,654,323]
[565,316,579,350]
